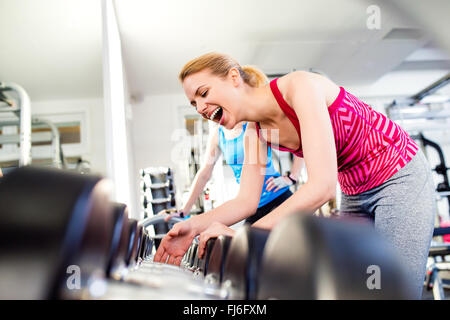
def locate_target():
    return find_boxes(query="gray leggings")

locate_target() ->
[340,149,436,299]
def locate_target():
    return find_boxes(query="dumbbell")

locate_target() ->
[138,228,153,262]
[204,235,232,286]
[197,238,217,276]
[139,230,148,261]
[185,237,217,275]
[124,219,139,269]
[138,212,183,251]
[181,240,194,269]
[0,166,113,299]
[136,225,148,265]
[141,167,171,185]
[181,245,192,268]
[257,213,413,300]
[106,203,130,279]
[141,179,175,198]
[141,181,169,200]
[99,259,219,300]
[110,213,153,277]
[143,232,154,260]
[219,225,270,300]
[122,243,202,292]
[133,224,143,266]
[188,239,199,270]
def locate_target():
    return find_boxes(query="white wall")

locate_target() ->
[31,97,107,175]
[131,93,185,169]
[131,93,188,213]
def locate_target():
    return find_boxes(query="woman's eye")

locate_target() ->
[201,90,208,97]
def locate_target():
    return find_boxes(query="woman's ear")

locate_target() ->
[229,68,240,87]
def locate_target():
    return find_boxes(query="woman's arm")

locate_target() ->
[252,73,338,229]
[187,122,267,234]
[154,123,268,265]
[290,156,304,181]
[181,127,222,214]
[265,155,305,192]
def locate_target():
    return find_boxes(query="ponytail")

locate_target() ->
[241,65,268,88]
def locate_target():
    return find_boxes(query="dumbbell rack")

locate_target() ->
[139,167,176,248]
[97,233,225,300]
[0,166,424,300]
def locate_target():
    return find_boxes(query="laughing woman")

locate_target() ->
[154,52,435,299]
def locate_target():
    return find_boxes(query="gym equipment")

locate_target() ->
[197,238,217,276]
[124,219,139,269]
[0,82,31,166]
[136,227,153,264]
[139,167,176,249]
[0,166,421,300]
[106,203,130,280]
[189,239,199,270]
[133,224,143,265]
[138,212,184,252]
[425,225,450,300]
[104,262,214,300]
[0,166,113,299]
[257,213,413,299]
[390,73,450,108]
[204,235,232,286]
[425,242,450,300]
[220,225,270,300]
[0,82,71,170]
[411,133,450,214]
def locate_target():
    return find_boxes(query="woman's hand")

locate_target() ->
[153,220,197,265]
[198,221,235,259]
[155,208,181,222]
[162,209,187,222]
[265,175,293,192]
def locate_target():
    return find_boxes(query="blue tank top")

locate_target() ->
[218,122,289,208]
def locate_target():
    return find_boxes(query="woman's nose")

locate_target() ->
[196,102,208,115]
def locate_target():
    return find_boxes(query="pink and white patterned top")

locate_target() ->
[255,78,418,195]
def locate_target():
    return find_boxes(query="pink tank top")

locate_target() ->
[255,78,418,195]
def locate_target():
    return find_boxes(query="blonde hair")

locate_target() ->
[179,52,268,88]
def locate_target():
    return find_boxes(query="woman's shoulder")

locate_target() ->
[278,71,340,106]
[278,70,329,91]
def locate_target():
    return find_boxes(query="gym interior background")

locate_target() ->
[0,0,450,301]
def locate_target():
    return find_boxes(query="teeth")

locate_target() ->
[209,107,221,121]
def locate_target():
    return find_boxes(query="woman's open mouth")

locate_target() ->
[209,107,223,122]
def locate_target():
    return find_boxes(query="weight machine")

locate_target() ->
[0,82,67,170]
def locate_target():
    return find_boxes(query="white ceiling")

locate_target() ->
[0,0,449,101]
[114,0,450,97]
[0,0,103,101]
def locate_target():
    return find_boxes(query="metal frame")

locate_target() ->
[0,116,65,168]
[411,133,450,213]
[388,73,450,110]
[32,117,63,168]
[0,82,31,166]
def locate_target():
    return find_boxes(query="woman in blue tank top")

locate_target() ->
[179,121,303,224]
